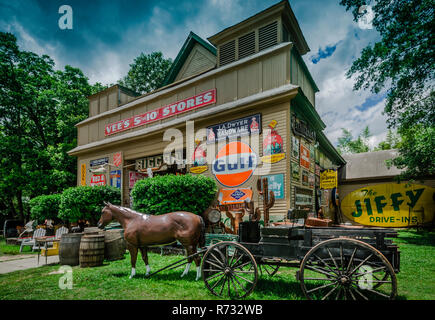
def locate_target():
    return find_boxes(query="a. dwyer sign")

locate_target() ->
[105,89,216,136]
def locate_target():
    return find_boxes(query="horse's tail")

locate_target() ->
[198,215,206,249]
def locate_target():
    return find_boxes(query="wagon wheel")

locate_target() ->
[299,238,397,300]
[202,241,258,299]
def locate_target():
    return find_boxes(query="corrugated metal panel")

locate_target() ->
[219,40,236,66]
[258,21,278,52]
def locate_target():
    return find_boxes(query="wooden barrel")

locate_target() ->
[84,227,103,235]
[59,233,83,266]
[79,234,105,267]
[104,229,126,261]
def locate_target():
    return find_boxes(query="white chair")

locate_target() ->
[46,226,69,246]
[19,228,46,252]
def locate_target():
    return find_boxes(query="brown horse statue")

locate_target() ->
[98,202,205,280]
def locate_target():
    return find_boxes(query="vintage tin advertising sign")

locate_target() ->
[90,157,109,167]
[263,174,284,199]
[206,114,261,144]
[300,144,310,169]
[110,170,121,188]
[90,174,106,186]
[105,89,216,136]
[113,152,122,167]
[80,163,86,186]
[190,141,208,174]
[212,141,258,187]
[341,183,435,227]
[129,171,146,189]
[218,188,253,205]
[261,120,285,164]
[320,169,337,189]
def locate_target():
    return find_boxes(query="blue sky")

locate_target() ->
[0,0,389,147]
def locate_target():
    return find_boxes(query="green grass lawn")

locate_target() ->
[0,229,433,300]
[0,238,37,255]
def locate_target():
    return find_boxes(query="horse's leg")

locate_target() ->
[139,247,150,276]
[181,244,201,281]
[127,243,138,279]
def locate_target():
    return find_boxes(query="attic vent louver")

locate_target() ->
[219,40,236,66]
[238,31,255,59]
[259,21,278,51]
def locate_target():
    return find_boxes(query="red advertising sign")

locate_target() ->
[300,144,310,169]
[90,174,106,186]
[129,171,146,189]
[113,152,122,167]
[105,89,216,136]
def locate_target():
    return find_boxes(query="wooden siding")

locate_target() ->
[290,49,316,107]
[175,44,216,82]
[76,45,292,147]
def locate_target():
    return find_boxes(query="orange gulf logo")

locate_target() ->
[212,141,258,187]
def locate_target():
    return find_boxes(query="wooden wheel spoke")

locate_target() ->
[218,275,227,296]
[346,247,357,273]
[206,259,225,270]
[321,284,339,300]
[303,277,337,282]
[326,247,340,271]
[351,285,369,301]
[229,274,240,297]
[364,287,391,299]
[233,272,254,284]
[233,260,253,270]
[206,271,224,282]
[209,251,225,268]
[352,265,387,278]
[305,264,337,278]
[348,253,374,277]
[348,287,357,300]
[230,252,245,268]
[306,281,336,294]
[228,247,238,267]
[210,273,226,290]
[313,254,340,276]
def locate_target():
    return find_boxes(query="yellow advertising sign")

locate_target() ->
[341,183,435,227]
[320,169,337,189]
[80,163,86,186]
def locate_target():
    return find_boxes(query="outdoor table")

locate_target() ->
[35,236,60,266]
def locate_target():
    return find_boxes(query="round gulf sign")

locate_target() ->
[212,141,258,187]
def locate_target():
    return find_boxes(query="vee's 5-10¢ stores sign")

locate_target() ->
[105,89,216,136]
[341,183,435,227]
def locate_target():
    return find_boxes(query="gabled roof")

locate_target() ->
[161,32,217,86]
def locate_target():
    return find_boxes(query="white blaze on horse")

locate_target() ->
[98,202,205,280]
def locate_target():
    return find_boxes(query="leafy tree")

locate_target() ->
[0,32,100,221]
[118,51,172,94]
[337,126,371,154]
[375,129,402,151]
[340,0,435,179]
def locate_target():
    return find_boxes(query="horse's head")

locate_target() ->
[98,201,114,229]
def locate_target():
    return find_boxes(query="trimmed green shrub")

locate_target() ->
[59,186,121,224]
[131,174,217,215]
[29,194,62,222]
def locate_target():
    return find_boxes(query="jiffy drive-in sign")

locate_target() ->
[340,183,435,227]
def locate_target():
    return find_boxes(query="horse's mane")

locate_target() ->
[107,203,149,217]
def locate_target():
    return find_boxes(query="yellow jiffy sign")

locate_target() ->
[341,183,435,227]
